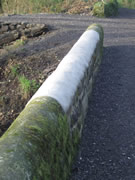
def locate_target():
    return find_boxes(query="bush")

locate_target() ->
[92,0,118,17]
[104,0,118,17]
[92,1,105,17]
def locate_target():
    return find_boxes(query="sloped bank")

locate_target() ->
[0,24,104,180]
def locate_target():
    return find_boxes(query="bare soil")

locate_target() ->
[0,27,74,136]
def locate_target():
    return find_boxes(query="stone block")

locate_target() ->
[0,25,9,34]
[9,24,15,31]
[0,30,19,46]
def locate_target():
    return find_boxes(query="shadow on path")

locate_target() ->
[71,45,135,180]
[118,8,135,19]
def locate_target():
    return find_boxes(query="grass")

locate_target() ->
[10,64,40,99]
[10,64,20,77]
[1,0,96,14]
[0,96,4,104]
[117,0,135,8]
[1,0,135,15]
[18,75,40,99]
[1,0,72,14]
[30,79,40,93]
[4,37,27,54]
[13,37,27,47]
[18,75,31,98]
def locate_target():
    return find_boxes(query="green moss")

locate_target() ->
[0,96,80,180]
[87,24,104,40]
[87,24,104,58]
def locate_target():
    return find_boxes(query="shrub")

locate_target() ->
[104,0,118,17]
[92,1,105,17]
[92,0,118,17]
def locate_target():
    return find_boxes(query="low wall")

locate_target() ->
[0,24,104,180]
[0,22,49,46]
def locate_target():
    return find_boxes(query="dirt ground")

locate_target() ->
[0,27,74,136]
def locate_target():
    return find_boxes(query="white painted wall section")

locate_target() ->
[27,29,99,112]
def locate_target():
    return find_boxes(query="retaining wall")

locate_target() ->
[0,22,49,46]
[0,24,104,180]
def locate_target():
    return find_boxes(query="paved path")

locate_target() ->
[71,9,135,180]
[1,8,135,180]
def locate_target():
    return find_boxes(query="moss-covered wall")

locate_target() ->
[0,97,79,180]
[67,24,104,136]
[0,24,104,179]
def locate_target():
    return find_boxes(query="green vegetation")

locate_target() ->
[1,0,72,14]
[18,75,31,98]
[117,0,135,8]
[4,37,27,54]
[10,64,20,77]
[92,0,118,17]
[18,75,40,98]
[13,37,27,47]
[10,64,39,99]
[0,0,96,14]
[0,97,80,179]
[92,1,104,17]
[0,0,135,15]
[0,96,4,104]
[30,79,40,92]
[105,0,118,16]
[0,0,3,13]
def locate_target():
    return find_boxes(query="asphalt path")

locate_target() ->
[1,8,135,180]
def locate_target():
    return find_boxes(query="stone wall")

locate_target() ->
[67,39,102,136]
[0,22,49,46]
[0,24,104,180]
